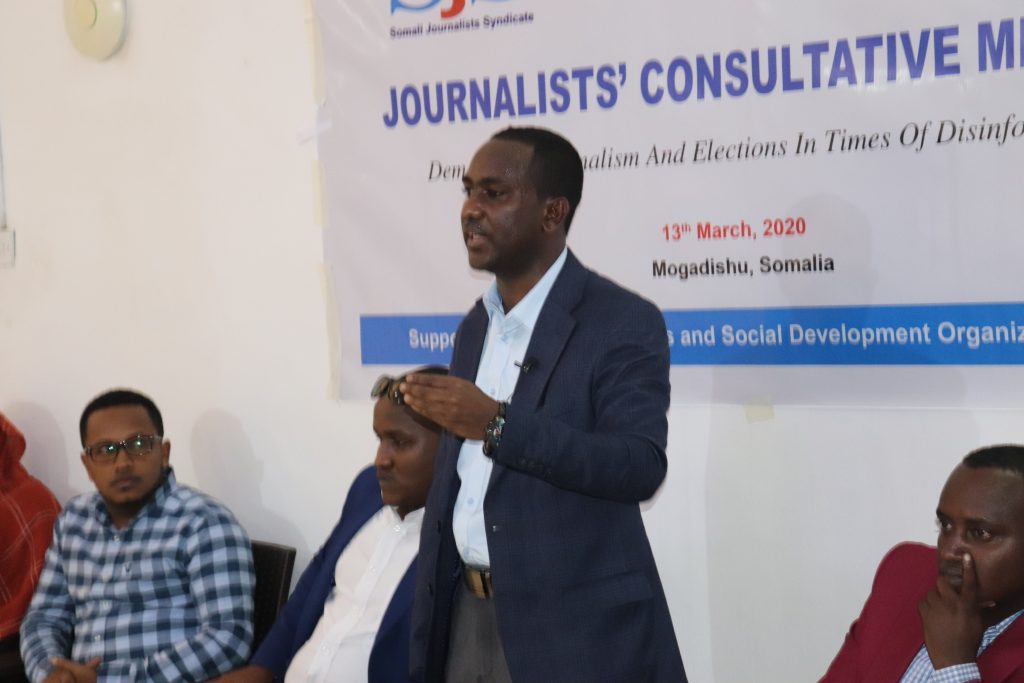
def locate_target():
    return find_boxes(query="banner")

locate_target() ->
[316,0,1024,405]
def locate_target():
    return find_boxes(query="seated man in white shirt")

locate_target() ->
[211,366,445,683]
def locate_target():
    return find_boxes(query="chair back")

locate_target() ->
[251,540,296,651]
[0,635,28,683]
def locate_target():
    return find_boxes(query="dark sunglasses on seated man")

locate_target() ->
[371,374,407,405]
[371,365,449,406]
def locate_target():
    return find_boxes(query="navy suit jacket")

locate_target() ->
[410,251,687,683]
[251,466,417,683]
[821,543,1024,682]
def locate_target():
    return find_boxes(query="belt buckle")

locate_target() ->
[463,565,493,598]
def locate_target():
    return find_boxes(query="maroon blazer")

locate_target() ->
[821,542,1024,682]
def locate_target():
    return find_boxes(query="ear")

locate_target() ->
[541,197,570,234]
[161,439,171,468]
[80,452,96,484]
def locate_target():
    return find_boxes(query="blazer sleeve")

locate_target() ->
[491,295,670,503]
[819,543,936,683]
[820,615,865,682]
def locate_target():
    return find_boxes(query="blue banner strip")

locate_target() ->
[361,314,464,365]
[361,302,1024,365]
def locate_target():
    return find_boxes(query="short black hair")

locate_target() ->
[962,444,1024,478]
[491,127,584,233]
[80,389,164,445]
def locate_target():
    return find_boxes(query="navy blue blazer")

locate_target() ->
[410,251,687,683]
[251,466,417,683]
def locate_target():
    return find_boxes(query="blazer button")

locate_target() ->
[491,525,500,533]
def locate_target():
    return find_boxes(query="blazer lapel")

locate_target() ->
[437,301,488,494]
[323,498,381,594]
[486,251,586,491]
[375,558,416,643]
[510,250,586,410]
[451,301,488,381]
[979,612,1024,681]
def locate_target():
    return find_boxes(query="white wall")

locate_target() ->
[0,4,1021,682]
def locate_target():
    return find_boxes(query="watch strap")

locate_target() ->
[482,401,507,456]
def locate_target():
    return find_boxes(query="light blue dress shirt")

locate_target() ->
[452,248,568,568]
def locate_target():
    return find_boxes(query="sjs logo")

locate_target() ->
[391,0,510,20]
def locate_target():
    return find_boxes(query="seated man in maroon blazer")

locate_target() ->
[821,444,1024,683]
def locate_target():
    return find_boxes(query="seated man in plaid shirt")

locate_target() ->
[20,389,255,683]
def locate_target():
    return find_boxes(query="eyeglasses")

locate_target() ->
[84,434,161,464]
[371,375,406,405]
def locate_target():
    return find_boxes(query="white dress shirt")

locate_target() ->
[284,506,423,683]
[453,247,568,568]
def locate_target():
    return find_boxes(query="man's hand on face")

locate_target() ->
[918,553,988,670]
[46,657,101,683]
[400,374,499,441]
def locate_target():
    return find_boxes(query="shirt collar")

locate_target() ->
[982,607,1024,649]
[385,505,425,533]
[482,247,568,330]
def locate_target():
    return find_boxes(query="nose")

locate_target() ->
[939,529,967,561]
[375,444,392,470]
[462,193,483,223]
[112,448,134,471]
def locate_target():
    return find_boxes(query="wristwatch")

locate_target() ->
[482,401,507,456]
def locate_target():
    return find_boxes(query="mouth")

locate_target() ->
[940,566,964,588]
[463,223,488,247]
[112,477,140,491]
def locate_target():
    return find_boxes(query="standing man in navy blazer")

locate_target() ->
[211,368,447,683]
[401,127,686,683]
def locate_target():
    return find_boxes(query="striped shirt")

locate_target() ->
[20,469,254,682]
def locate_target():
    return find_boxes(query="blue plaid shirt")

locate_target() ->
[20,469,255,682]
[900,609,1024,683]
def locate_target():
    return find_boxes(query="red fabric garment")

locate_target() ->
[0,412,60,639]
[820,542,1024,682]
